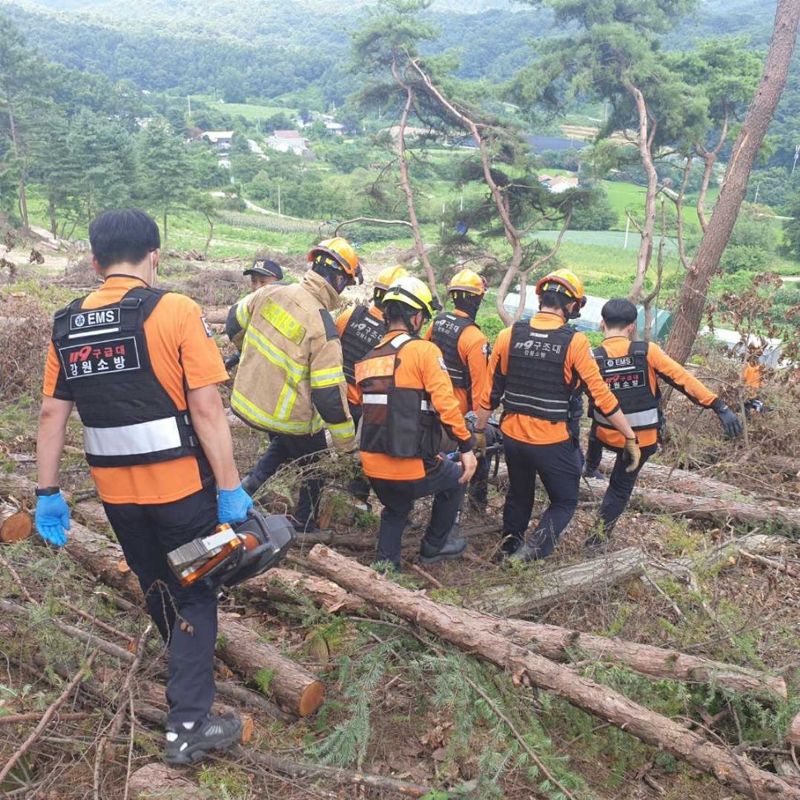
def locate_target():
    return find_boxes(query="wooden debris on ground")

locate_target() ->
[306,544,800,800]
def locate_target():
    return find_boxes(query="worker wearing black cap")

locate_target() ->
[225,257,285,366]
[243,258,283,290]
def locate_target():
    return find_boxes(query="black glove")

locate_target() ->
[712,399,743,438]
[224,352,240,370]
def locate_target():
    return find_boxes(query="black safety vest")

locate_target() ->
[51,287,200,468]
[340,305,386,385]
[430,312,477,392]
[504,322,576,422]
[590,341,660,431]
[355,333,440,463]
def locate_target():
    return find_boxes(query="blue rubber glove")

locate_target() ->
[35,492,71,547]
[218,484,253,525]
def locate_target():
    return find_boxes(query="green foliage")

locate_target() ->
[311,639,395,767]
[568,186,618,230]
[720,205,776,272]
[254,667,275,694]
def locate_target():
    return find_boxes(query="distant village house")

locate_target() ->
[266,130,309,156]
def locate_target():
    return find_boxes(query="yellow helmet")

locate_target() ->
[535,268,586,308]
[308,237,363,284]
[448,268,487,296]
[374,265,408,293]
[382,276,439,318]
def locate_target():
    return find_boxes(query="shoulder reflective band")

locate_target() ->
[355,354,396,383]
[391,333,412,348]
[593,408,660,428]
[362,393,431,411]
[261,299,306,345]
[83,416,183,458]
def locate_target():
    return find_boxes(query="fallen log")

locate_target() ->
[239,748,434,799]
[307,545,799,800]
[266,567,785,699]
[216,617,324,717]
[469,546,645,617]
[0,501,32,542]
[581,475,800,532]
[0,474,325,717]
[247,567,365,613]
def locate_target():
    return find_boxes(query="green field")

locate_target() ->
[191,96,298,123]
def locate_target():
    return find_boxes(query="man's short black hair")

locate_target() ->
[539,289,567,312]
[601,298,638,327]
[89,209,161,269]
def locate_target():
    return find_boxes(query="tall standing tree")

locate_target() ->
[666,0,800,365]
[0,14,44,228]
[516,0,707,332]
[135,119,194,242]
[352,0,442,300]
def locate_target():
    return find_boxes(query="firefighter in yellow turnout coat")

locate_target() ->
[232,238,359,531]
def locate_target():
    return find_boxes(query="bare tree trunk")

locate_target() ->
[306,546,800,800]
[666,0,800,365]
[407,58,527,324]
[390,58,440,303]
[625,83,658,305]
[641,199,667,339]
[7,105,29,229]
[696,112,729,234]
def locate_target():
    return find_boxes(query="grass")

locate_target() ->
[190,95,298,124]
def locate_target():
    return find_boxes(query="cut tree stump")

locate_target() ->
[0,502,32,542]
[470,546,646,617]
[307,545,800,800]
[0,474,323,717]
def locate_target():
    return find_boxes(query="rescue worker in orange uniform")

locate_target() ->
[426,269,492,510]
[336,264,408,427]
[583,298,742,546]
[742,353,767,415]
[354,276,478,570]
[475,270,640,562]
[336,265,408,509]
[35,209,249,764]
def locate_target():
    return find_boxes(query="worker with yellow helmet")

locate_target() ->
[354,276,477,570]
[336,264,408,424]
[336,264,408,508]
[232,237,360,532]
[475,269,640,562]
[426,268,492,510]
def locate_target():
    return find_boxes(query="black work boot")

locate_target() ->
[498,532,523,558]
[582,466,605,481]
[165,713,242,765]
[507,539,545,564]
[419,533,467,564]
[241,474,262,496]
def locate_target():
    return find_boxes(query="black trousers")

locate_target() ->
[249,430,327,525]
[347,403,371,504]
[369,458,466,568]
[502,434,581,559]
[591,441,658,537]
[103,485,218,725]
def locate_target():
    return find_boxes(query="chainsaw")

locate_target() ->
[167,510,295,589]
